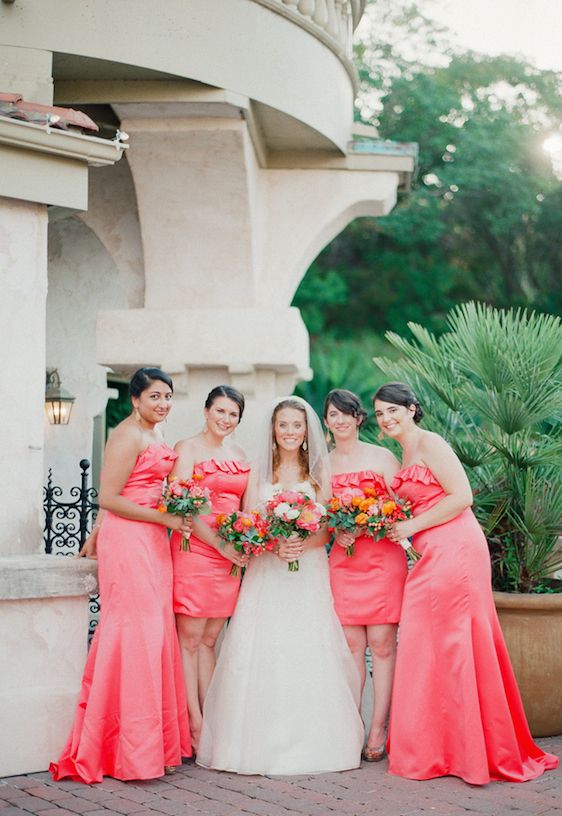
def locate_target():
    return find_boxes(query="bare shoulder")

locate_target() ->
[419,430,453,457]
[363,441,400,470]
[173,435,200,455]
[419,430,460,468]
[105,419,144,454]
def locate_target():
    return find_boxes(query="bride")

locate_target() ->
[197,396,364,775]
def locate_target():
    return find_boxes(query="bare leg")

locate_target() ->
[366,623,399,748]
[176,614,206,752]
[342,625,368,694]
[198,617,227,705]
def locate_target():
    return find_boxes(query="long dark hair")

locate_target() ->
[205,385,245,421]
[374,382,424,424]
[129,367,173,399]
[272,399,309,483]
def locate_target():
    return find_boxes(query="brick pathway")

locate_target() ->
[1,736,560,816]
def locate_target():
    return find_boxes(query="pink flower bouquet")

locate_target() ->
[158,475,211,551]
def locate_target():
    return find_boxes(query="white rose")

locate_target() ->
[274,502,291,518]
[285,507,300,520]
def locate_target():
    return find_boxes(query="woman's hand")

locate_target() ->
[387,519,417,543]
[222,542,250,568]
[77,531,98,560]
[164,514,192,537]
[334,531,356,550]
[277,532,304,562]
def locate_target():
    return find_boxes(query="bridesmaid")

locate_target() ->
[324,389,407,761]
[374,381,558,784]
[170,385,250,752]
[51,368,191,783]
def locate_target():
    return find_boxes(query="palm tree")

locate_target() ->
[374,302,562,592]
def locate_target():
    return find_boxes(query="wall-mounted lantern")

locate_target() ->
[45,368,75,425]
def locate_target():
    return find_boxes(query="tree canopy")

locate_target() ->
[293,0,562,344]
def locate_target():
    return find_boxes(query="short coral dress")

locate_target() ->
[388,464,558,784]
[329,470,408,626]
[50,444,191,784]
[171,458,250,618]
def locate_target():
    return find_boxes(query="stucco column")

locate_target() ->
[99,106,310,452]
[0,197,48,556]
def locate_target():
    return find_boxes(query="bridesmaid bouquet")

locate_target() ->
[327,485,380,556]
[216,510,270,577]
[265,490,327,572]
[365,497,421,561]
[158,475,212,551]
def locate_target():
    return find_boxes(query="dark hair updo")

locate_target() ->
[323,389,368,428]
[205,385,245,421]
[129,367,173,399]
[374,382,424,424]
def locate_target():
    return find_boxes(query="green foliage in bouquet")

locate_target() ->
[373,302,562,593]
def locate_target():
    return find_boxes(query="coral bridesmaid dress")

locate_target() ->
[171,458,250,617]
[329,470,407,625]
[388,464,558,784]
[50,444,191,784]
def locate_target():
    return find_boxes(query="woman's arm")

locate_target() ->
[389,434,473,540]
[99,428,188,532]
[76,510,106,559]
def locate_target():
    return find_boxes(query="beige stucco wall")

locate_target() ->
[0,556,97,777]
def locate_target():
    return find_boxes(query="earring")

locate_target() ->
[377,430,385,441]
[134,408,141,422]
[302,439,308,452]
[272,441,277,451]
[203,421,208,434]
[325,430,332,445]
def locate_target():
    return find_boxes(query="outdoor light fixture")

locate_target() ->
[45,368,75,425]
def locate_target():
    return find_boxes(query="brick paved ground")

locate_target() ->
[1,736,560,816]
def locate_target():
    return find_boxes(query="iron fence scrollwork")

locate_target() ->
[43,459,100,639]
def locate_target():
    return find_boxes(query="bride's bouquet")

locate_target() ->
[216,510,270,577]
[158,475,212,551]
[265,490,327,572]
[327,485,380,556]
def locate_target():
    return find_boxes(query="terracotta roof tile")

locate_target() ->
[0,93,99,132]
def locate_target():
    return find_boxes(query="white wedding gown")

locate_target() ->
[197,481,364,775]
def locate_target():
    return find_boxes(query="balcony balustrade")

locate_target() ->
[254,0,366,60]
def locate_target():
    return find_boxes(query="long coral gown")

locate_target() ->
[171,458,250,617]
[388,464,558,784]
[50,444,191,784]
[197,480,364,775]
[329,470,408,625]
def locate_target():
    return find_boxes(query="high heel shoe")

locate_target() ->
[363,735,387,762]
[164,765,177,775]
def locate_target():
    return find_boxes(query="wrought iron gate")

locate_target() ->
[43,459,100,638]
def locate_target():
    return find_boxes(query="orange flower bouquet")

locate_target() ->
[326,485,381,556]
[365,496,421,561]
[216,510,270,577]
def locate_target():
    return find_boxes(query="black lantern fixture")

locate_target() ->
[45,368,75,425]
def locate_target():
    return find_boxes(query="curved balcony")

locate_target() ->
[1,0,367,152]
[254,0,366,62]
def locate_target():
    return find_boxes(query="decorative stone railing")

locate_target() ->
[252,0,366,61]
